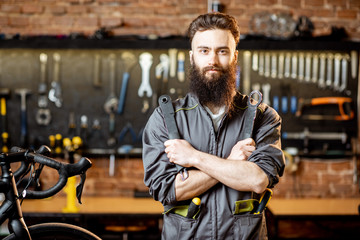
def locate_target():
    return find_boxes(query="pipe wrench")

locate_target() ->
[155,53,170,95]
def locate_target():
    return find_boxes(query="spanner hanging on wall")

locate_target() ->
[155,53,170,95]
[117,51,137,114]
[48,52,63,108]
[36,53,51,126]
[138,52,153,113]
[104,54,118,147]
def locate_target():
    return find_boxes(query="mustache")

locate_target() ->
[202,65,224,72]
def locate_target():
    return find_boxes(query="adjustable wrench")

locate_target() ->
[48,53,63,108]
[36,53,51,126]
[138,52,153,98]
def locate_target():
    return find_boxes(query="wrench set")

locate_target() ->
[0,49,189,155]
[239,49,359,155]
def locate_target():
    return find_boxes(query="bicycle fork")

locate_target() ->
[0,162,31,240]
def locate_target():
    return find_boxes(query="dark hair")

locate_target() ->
[187,12,240,45]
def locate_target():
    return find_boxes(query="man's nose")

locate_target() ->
[208,51,219,65]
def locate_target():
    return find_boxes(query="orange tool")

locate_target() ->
[296,97,354,121]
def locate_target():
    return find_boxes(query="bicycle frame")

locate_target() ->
[0,159,32,239]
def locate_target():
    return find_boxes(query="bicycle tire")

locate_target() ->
[3,222,101,240]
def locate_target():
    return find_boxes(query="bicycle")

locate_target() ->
[0,145,101,240]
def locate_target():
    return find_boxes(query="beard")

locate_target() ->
[189,58,237,111]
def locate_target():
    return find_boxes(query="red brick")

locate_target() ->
[30,16,53,26]
[1,4,21,13]
[329,160,353,171]
[67,5,88,14]
[9,16,29,27]
[336,9,358,19]
[0,16,9,26]
[52,16,75,26]
[46,5,67,15]
[75,16,98,27]
[349,0,360,8]
[304,0,325,7]
[327,0,347,8]
[281,0,301,8]
[258,0,279,6]
[22,4,44,14]
[99,17,123,28]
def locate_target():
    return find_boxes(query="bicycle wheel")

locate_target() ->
[3,222,101,240]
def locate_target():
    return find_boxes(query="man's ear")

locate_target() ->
[234,50,238,62]
[189,50,193,64]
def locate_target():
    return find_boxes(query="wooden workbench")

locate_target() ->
[20,197,360,239]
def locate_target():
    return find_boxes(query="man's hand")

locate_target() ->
[227,138,255,161]
[164,139,198,168]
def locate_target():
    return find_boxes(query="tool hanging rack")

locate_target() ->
[0,37,359,158]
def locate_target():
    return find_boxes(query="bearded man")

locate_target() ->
[142,12,285,240]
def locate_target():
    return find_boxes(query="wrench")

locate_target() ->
[177,52,185,82]
[117,51,137,114]
[264,52,270,78]
[333,53,342,91]
[340,54,350,93]
[318,53,326,88]
[48,53,63,108]
[325,53,334,88]
[270,52,277,79]
[258,52,264,76]
[138,52,153,98]
[242,90,262,139]
[168,48,178,78]
[36,53,51,126]
[311,53,319,83]
[278,52,284,79]
[155,53,170,95]
[291,52,298,79]
[305,53,312,82]
[298,52,304,82]
[93,54,102,88]
[104,54,118,114]
[252,51,259,71]
[262,83,271,106]
[284,52,291,78]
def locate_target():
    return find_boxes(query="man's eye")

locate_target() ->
[219,50,229,54]
[200,49,208,54]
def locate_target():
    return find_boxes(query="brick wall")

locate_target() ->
[0,0,359,40]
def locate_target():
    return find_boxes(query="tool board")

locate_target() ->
[0,39,358,158]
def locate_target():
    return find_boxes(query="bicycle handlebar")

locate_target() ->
[7,146,92,200]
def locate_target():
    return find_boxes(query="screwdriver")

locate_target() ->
[253,188,273,214]
[186,197,201,219]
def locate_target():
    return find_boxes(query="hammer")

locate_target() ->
[0,88,10,152]
[15,88,31,147]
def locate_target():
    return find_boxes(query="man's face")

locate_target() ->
[188,29,238,108]
[190,29,238,80]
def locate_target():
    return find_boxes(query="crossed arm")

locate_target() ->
[164,138,269,201]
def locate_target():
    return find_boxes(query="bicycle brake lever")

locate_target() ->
[76,172,86,204]
[34,164,44,187]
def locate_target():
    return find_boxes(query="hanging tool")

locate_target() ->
[177,52,185,82]
[168,48,178,78]
[0,88,10,152]
[325,53,334,88]
[93,54,102,88]
[261,84,271,106]
[350,50,358,79]
[340,54,350,93]
[48,52,63,108]
[158,94,188,181]
[311,53,319,83]
[36,53,51,126]
[155,53,170,95]
[305,52,312,82]
[252,51,258,71]
[284,52,291,78]
[258,51,264,76]
[270,52,277,78]
[138,52,153,98]
[15,88,31,147]
[296,97,354,121]
[117,51,137,114]
[253,188,273,214]
[104,54,118,147]
[242,51,251,95]
[318,53,326,88]
[291,52,297,79]
[282,127,347,144]
[333,53,342,91]
[241,90,262,139]
[263,52,270,78]
[278,52,284,79]
[298,52,304,81]
[186,197,201,219]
